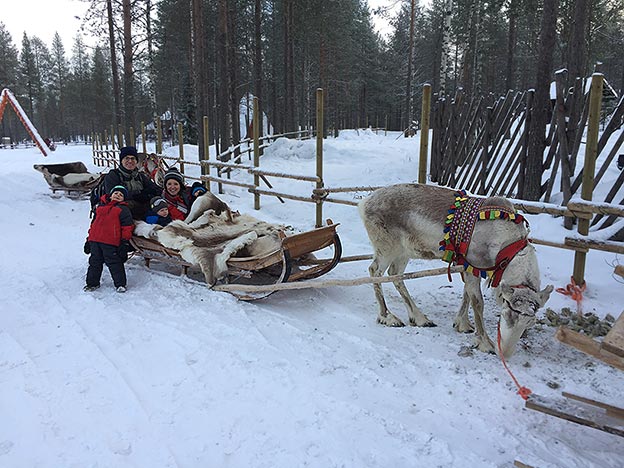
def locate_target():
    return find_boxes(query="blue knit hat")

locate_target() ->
[109,185,128,199]
[191,182,207,197]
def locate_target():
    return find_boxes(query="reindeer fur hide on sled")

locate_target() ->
[134,209,287,285]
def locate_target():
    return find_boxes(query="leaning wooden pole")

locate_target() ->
[253,97,261,210]
[316,88,324,228]
[419,84,432,184]
[573,73,603,286]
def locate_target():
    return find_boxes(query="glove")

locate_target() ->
[118,240,131,262]
[83,239,91,255]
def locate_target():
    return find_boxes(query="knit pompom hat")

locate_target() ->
[150,196,168,212]
[109,185,128,199]
[163,168,184,186]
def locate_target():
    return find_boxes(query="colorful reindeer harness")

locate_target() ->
[439,190,528,287]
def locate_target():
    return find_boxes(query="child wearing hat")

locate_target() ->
[190,181,208,204]
[162,167,192,221]
[145,196,172,226]
[84,185,135,293]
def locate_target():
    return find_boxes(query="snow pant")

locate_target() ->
[86,241,127,288]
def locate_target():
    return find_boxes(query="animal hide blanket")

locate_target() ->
[134,210,289,285]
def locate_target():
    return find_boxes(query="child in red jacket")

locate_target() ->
[84,185,135,292]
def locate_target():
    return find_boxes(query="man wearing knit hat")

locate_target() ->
[103,146,162,219]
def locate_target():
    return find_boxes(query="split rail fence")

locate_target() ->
[92,84,623,285]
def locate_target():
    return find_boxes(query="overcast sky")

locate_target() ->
[3,0,398,51]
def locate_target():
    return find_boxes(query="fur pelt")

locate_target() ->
[135,211,286,285]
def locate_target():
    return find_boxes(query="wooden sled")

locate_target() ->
[34,162,103,197]
[526,312,624,438]
[129,220,342,300]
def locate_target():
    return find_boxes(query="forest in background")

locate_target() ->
[1,0,623,156]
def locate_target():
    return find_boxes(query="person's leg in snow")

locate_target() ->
[85,242,104,291]
[101,244,127,291]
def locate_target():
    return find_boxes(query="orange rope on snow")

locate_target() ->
[556,276,586,316]
[497,323,532,401]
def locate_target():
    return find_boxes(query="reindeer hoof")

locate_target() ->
[474,337,496,354]
[453,320,474,334]
[410,317,437,327]
[377,313,405,327]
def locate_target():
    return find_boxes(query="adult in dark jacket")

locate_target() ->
[162,167,192,221]
[104,146,162,219]
[84,185,135,292]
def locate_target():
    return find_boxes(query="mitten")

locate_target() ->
[83,239,91,255]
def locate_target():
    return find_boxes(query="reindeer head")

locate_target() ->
[496,283,553,358]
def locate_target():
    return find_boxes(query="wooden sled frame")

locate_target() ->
[34,162,104,197]
[129,220,342,300]
[526,312,624,438]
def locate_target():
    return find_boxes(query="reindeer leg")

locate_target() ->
[453,288,475,333]
[388,257,435,327]
[369,255,405,327]
[465,276,495,354]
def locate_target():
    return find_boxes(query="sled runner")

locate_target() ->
[34,162,104,197]
[129,220,342,300]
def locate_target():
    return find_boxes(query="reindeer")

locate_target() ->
[359,183,553,358]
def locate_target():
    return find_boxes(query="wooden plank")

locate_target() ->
[526,393,624,438]
[555,326,624,371]
[562,392,624,420]
[564,237,624,255]
[602,313,624,357]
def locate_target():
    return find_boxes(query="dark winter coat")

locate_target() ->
[88,194,134,246]
[145,209,172,227]
[163,187,192,221]
[104,167,162,204]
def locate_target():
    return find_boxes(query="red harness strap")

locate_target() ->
[489,238,529,287]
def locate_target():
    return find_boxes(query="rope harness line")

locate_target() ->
[497,322,532,401]
[556,276,586,316]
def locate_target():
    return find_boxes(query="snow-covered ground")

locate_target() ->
[1,132,622,468]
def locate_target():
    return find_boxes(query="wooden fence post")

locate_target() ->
[129,126,135,147]
[141,122,147,155]
[518,90,534,199]
[316,88,324,228]
[253,97,261,210]
[203,115,210,191]
[480,106,493,194]
[573,73,603,286]
[178,122,185,174]
[419,84,432,184]
[156,116,163,154]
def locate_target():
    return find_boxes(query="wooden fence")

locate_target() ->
[430,73,624,238]
[92,86,623,285]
